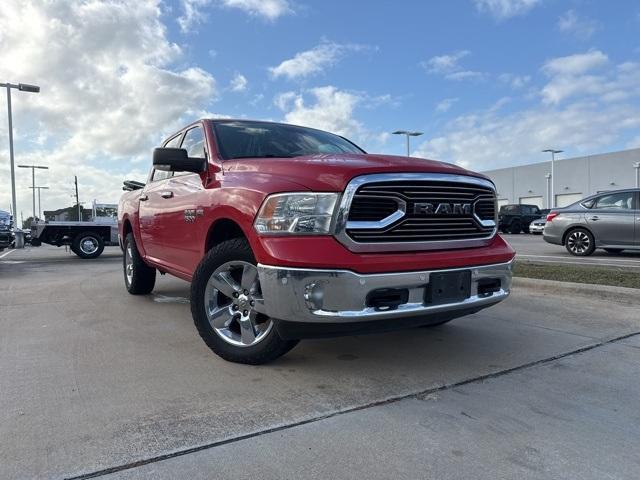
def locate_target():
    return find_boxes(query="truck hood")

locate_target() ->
[223,153,490,191]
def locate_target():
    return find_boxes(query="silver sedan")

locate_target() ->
[543,188,640,256]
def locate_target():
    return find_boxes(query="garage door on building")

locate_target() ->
[519,196,544,208]
[555,193,583,207]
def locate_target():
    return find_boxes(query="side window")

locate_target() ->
[594,192,634,210]
[181,127,206,159]
[150,134,182,182]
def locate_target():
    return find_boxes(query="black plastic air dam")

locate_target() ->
[273,306,484,340]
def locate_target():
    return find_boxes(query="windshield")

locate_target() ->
[212,120,365,160]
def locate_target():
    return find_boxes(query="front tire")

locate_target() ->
[72,231,104,259]
[565,228,595,256]
[123,232,156,294]
[191,238,298,365]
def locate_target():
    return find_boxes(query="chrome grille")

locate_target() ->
[343,176,497,246]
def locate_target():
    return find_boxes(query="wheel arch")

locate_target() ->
[561,224,594,246]
[205,217,250,253]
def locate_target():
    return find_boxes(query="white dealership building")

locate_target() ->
[483,147,640,209]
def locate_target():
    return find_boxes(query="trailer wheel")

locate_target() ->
[72,231,105,259]
[123,233,156,294]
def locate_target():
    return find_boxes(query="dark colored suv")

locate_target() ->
[498,204,542,234]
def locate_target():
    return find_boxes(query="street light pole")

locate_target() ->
[392,130,423,157]
[29,186,49,219]
[1,82,40,220]
[18,164,49,220]
[634,162,640,188]
[545,173,552,209]
[542,149,563,208]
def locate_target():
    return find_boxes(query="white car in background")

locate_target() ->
[529,209,550,235]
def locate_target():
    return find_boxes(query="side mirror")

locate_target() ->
[153,148,206,174]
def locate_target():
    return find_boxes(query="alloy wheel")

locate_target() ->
[125,244,133,285]
[204,261,271,347]
[567,231,590,254]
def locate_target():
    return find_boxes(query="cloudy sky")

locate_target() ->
[1,0,639,215]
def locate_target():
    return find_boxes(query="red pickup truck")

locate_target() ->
[118,119,514,364]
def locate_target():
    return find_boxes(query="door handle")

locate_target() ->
[589,216,599,221]
[139,194,149,201]
[161,191,174,199]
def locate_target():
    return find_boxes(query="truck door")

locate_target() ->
[138,132,184,264]
[584,191,636,247]
[154,125,209,274]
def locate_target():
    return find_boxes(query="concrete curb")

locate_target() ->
[513,277,640,304]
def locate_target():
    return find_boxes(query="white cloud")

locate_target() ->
[558,10,599,40]
[229,73,248,92]
[178,0,211,32]
[422,50,483,81]
[542,50,608,76]
[0,0,216,212]
[436,98,459,113]
[274,86,364,139]
[221,0,293,19]
[498,73,531,89]
[541,51,611,104]
[423,50,470,74]
[178,0,293,31]
[446,70,484,81]
[474,0,542,20]
[269,41,368,80]
[414,60,640,170]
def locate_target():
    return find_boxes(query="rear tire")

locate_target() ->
[72,231,104,259]
[191,238,298,365]
[123,232,156,294]
[604,248,623,254]
[508,222,521,234]
[565,228,595,256]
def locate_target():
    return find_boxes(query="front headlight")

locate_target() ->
[254,192,339,235]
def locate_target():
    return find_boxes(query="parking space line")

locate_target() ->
[0,249,15,259]
[63,329,640,480]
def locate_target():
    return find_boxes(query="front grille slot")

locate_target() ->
[348,196,400,222]
[346,179,496,244]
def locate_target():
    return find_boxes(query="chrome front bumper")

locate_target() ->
[257,261,513,324]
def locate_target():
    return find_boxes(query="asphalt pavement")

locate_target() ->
[503,233,640,270]
[1,245,639,479]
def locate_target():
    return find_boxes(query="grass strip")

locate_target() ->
[513,261,640,289]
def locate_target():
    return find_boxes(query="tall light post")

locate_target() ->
[545,173,552,209]
[18,164,49,220]
[1,82,40,219]
[634,162,640,188]
[542,149,563,208]
[392,130,423,157]
[29,185,49,220]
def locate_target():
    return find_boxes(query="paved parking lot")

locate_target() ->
[1,245,640,479]
[503,233,640,270]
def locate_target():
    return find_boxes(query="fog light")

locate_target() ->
[304,282,324,310]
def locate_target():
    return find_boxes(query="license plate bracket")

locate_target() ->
[425,270,472,306]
